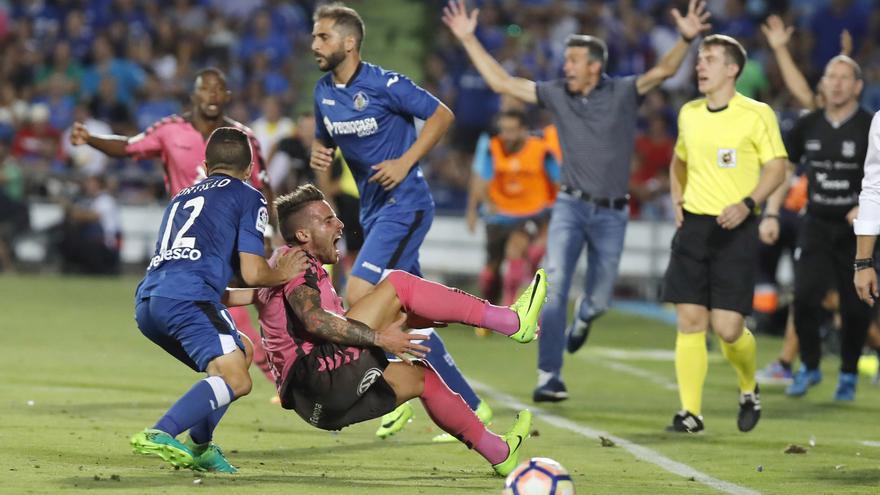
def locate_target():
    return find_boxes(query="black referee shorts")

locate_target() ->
[662,211,758,315]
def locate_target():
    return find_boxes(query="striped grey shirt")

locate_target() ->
[537,75,640,198]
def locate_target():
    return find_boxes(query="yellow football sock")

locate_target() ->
[720,328,757,393]
[675,331,708,415]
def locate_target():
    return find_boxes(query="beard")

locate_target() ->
[316,49,346,72]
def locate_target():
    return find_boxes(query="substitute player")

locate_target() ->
[130,128,305,472]
[309,4,492,439]
[663,35,787,433]
[69,68,278,386]
[762,56,872,400]
[226,184,545,476]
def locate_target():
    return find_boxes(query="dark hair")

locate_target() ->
[193,67,228,91]
[565,34,608,68]
[205,127,252,172]
[314,3,365,51]
[276,184,326,244]
[700,34,747,79]
[826,55,863,80]
[497,109,528,127]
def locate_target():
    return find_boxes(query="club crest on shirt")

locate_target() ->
[717,148,737,168]
[842,140,856,158]
[353,91,370,111]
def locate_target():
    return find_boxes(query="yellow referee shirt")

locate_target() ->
[674,92,787,216]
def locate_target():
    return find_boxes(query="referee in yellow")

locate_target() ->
[664,35,787,433]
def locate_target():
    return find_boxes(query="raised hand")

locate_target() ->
[441,0,479,41]
[761,15,793,50]
[672,0,711,41]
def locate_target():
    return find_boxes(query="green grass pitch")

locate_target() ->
[1,274,879,494]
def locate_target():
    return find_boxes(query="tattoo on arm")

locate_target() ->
[288,285,377,347]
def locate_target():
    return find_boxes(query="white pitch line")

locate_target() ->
[860,440,880,447]
[588,357,679,391]
[470,380,761,495]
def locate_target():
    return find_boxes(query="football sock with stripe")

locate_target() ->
[188,405,228,445]
[675,331,707,415]
[720,328,757,393]
[154,376,234,438]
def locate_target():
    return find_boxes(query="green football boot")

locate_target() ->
[186,438,238,474]
[130,428,194,469]
[492,410,533,476]
[375,401,414,439]
[509,269,548,343]
[432,400,494,443]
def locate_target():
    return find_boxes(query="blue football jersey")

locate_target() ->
[313,62,437,228]
[136,173,268,303]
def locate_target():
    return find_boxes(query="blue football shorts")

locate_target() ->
[351,209,433,285]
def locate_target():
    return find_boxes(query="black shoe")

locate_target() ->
[565,296,591,354]
[737,384,761,432]
[666,410,704,433]
[532,376,569,403]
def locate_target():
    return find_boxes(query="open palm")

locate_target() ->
[672,0,711,41]
[442,0,478,40]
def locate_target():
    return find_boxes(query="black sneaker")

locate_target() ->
[532,376,569,403]
[737,384,761,432]
[565,296,591,354]
[666,410,704,433]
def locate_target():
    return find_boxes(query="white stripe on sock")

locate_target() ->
[204,376,231,409]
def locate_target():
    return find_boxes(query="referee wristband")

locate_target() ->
[854,258,874,271]
[764,213,779,220]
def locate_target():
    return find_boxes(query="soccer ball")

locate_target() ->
[502,457,575,495]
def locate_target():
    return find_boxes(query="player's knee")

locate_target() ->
[228,374,252,399]
[238,332,255,368]
[716,326,742,344]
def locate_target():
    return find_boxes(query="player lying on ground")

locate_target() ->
[225,184,547,476]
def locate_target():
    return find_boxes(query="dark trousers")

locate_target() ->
[793,215,870,374]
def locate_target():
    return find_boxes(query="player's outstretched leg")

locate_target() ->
[407,364,531,475]
[383,268,547,343]
[433,400,493,443]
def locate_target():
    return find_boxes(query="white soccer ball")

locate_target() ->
[502,457,575,495]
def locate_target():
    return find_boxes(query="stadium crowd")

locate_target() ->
[1,0,879,271]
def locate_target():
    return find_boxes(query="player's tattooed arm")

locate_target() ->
[287,285,376,347]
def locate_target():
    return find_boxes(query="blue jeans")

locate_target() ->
[538,193,628,377]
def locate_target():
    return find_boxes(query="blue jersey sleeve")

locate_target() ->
[384,72,440,120]
[313,97,335,146]
[238,189,268,256]
[472,133,494,180]
[544,152,561,182]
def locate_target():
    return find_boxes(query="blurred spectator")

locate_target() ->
[239,9,291,67]
[268,112,314,193]
[252,96,295,161]
[34,41,83,97]
[55,174,120,275]
[62,103,113,176]
[0,139,28,271]
[630,114,673,220]
[80,35,145,105]
[135,73,181,132]
[13,103,60,162]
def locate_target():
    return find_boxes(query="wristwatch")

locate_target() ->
[741,196,756,212]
